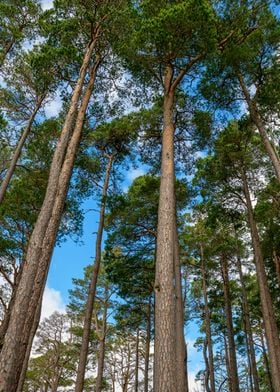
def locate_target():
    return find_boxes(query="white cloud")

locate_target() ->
[41,0,53,10]
[41,286,65,320]
[44,93,62,118]
[127,168,146,182]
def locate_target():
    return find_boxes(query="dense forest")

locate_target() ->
[0,0,280,391]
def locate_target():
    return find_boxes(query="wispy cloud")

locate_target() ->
[41,0,53,10]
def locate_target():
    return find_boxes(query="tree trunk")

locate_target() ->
[75,153,113,392]
[154,64,177,392]
[174,223,188,392]
[241,166,280,392]
[95,284,109,392]
[200,243,216,392]
[237,71,280,182]
[223,333,233,392]
[272,249,280,287]
[16,296,43,392]
[203,338,210,392]
[0,95,45,204]
[260,326,274,392]
[144,298,151,392]
[220,254,240,392]
[134,329,139,392]
[0,48,101,392]
[235,248,260,392]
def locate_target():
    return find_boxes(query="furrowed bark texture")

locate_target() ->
[221,254,240,392]
[154,64,177,392]
[0,51,101,392]
[241,167,280,392]
[75,153,113,392]
[144,298,151,392]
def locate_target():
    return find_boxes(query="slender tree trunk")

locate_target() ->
[95,284,109,392]
[241,167,280,392]
[144,298,151,392]
[134,329,139,392]
[220,254,240,392]
[0,48,101,392]
[75,153,114,392]
[200,243,216,392]
[154,64,177,392]
[0,95,45,204]
[174,223,188,392]
[237,72,280,182]
[235,249,260,392]
[260,326,274,392]
[223,333,233,392]
[203,338,210,392]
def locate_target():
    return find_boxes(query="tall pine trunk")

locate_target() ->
[0,95,45,204]
[237,71,280,182]
[134,329,139,392]
[200,243,216,392]
[235,249,260,392]
[241,166,280,392]
[75,153,114,392]
[0,48,101,391]
[95,283,109,392]
[154,64,177,391]
[144,298,151,392]
[221,254,240,392]
[174,223,188,392]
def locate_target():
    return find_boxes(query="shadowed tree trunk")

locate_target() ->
[134,329,139,392]
[0,43,101,391]
[223,332,233,392]
[75,153,114,392]
[241,166,280,392]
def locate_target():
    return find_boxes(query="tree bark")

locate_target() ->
[95,283,109,392]
[154,64,177,392]
[220,254,240,392]
[0,95,45,204]
[174,223,188,392]
[0,48,101,392]
[223,332,233,392]
[235,248,260,392]
[144,298,151,392]
[241,166,280,392]
[260,326,274,392]
[75,153,113,392]
[134,329,139,392]
[237,71,280,182]
[272,249,280,287]
[200,243,216,392]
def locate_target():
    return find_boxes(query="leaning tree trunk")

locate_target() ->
[75,153,114,392]
[241,166,280,392]
[174,223,188,392]
[237,71,280,182]
[0,95,45,204]
[0,47,101,392]
[221,254,240,392]
[200,243,216,392]
[154,64,177,392]
[259,325,274,392]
